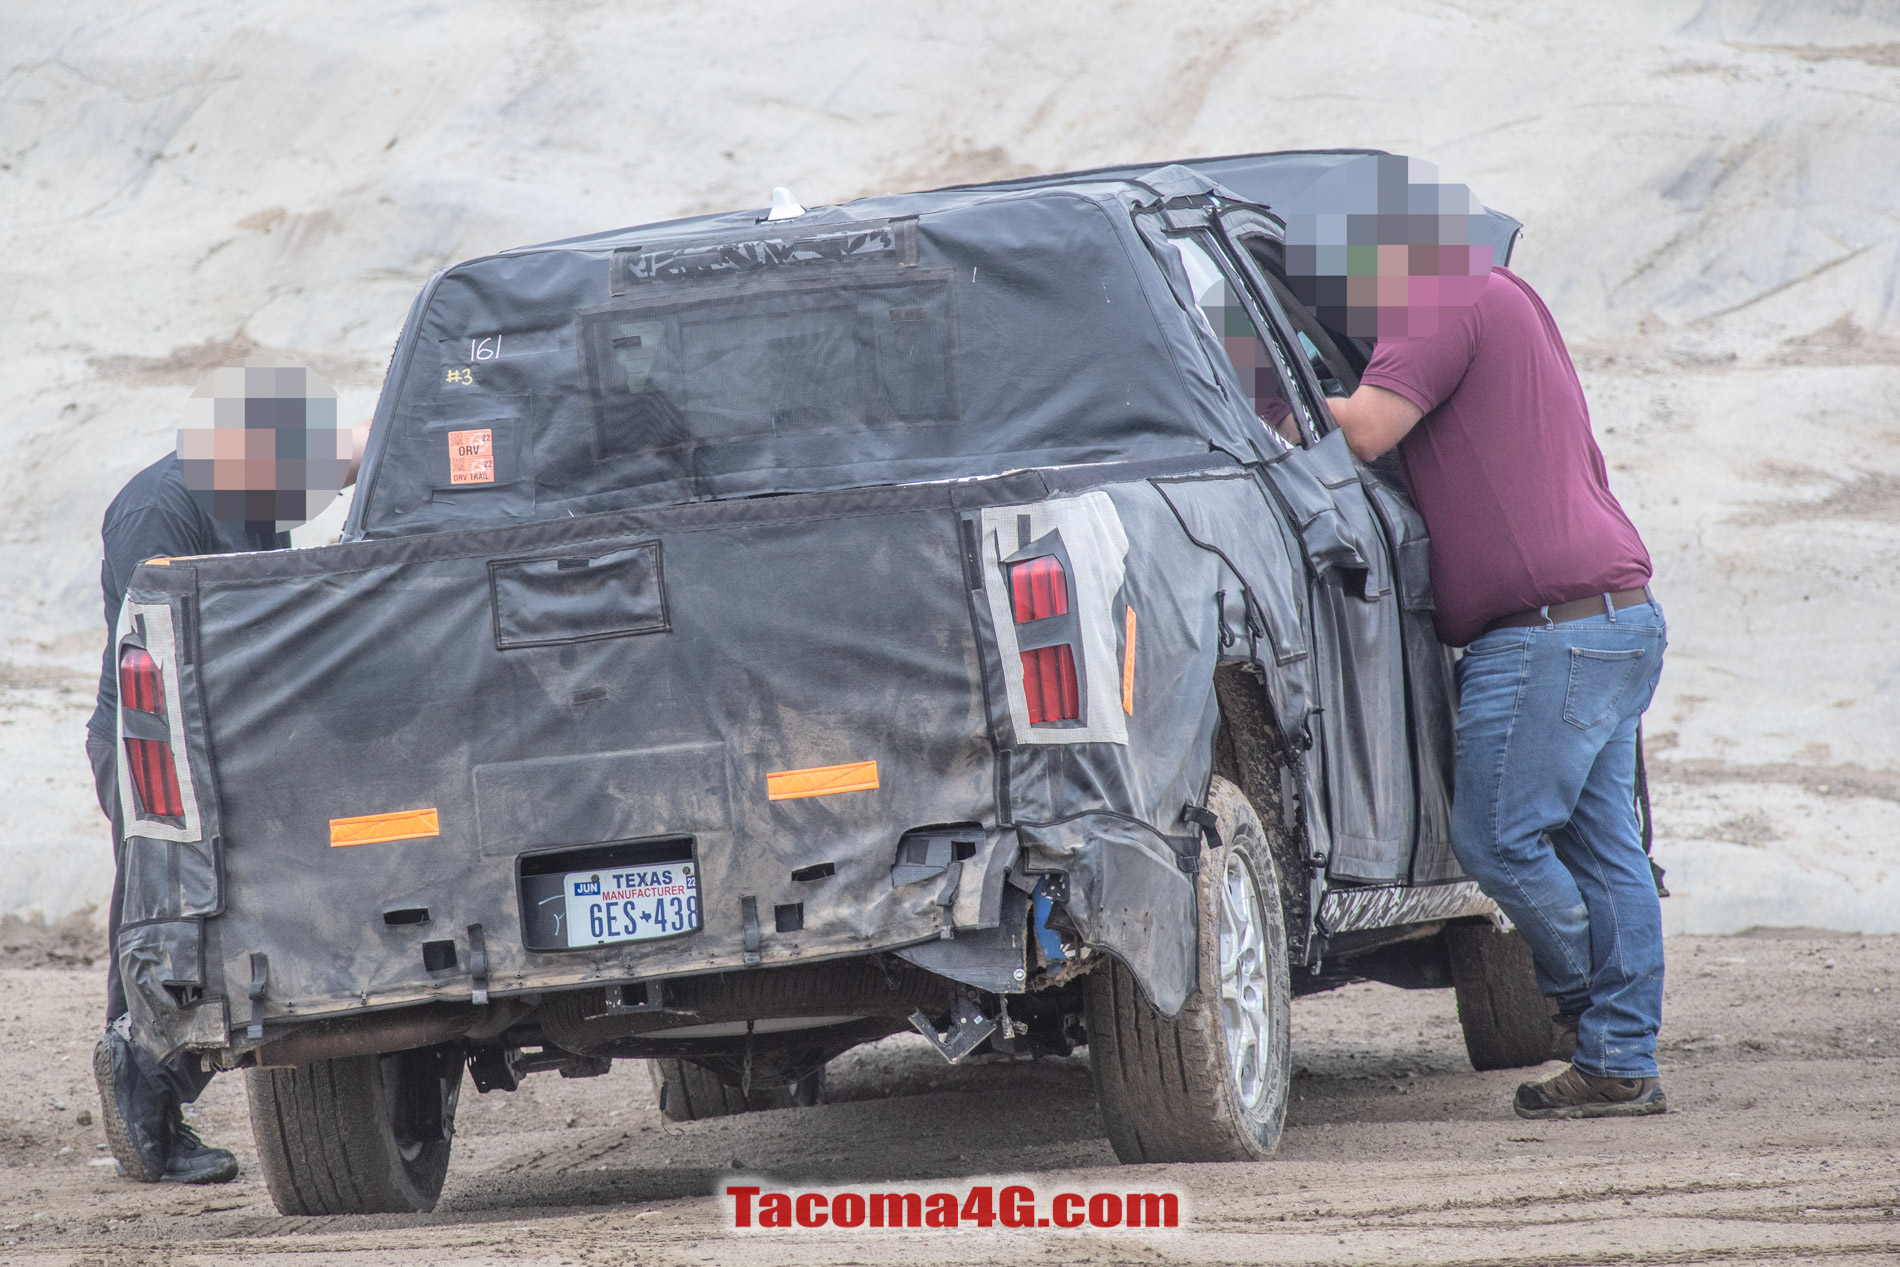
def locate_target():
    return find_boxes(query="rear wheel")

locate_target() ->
[649,1058,826,1121]
[1087,776,1292,1162]
[1446,922,1558,1070]
[246,1042,463,1214]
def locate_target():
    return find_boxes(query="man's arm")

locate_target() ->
[344,420,372,487]
[1325,384,1424,462]
[1259,396,1303,447]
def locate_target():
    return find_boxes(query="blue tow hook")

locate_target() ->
[1031,879,1068,963]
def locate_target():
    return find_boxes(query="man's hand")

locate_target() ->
[1325,384,1424,462]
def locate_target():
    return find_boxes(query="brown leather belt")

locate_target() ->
[1484,586,1654,633]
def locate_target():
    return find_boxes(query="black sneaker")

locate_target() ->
[93,1017,167,1183]
[162,1119,238,1185]
[1514,1063,1667,1119]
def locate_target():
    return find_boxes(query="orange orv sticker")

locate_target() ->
[448,428,495,484]
[766,761,880,802]
[1122,605,1138,714]
[330,808,440,847]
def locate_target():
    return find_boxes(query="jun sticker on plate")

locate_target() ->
[448,428,495,484]
[563,862,699,947]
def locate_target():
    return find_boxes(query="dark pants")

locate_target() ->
[86,733,214,1106]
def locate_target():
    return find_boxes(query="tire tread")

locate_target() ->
[246,1050,456,1215]
[1087,777,1292,1164]
[1446,924,1557,1071]
[650,1058,802,1121]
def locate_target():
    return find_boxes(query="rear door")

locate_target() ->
[1220,212,1460,886]
[1144,210,1418,884]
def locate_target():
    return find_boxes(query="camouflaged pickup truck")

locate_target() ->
[112,150,1557,1214]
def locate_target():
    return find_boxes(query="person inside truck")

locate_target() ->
[87,357,368,1183]
[1293,156,1670,1121]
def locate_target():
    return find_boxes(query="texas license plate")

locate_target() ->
[562,861,699,947]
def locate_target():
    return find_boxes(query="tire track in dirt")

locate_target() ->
[2,938,1895,1264]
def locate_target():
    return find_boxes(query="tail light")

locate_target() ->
[119,646,184,820]
[119,646,164,715]
[1011,555,1069,622]
[1008,556,1080,724]
[1020,644,1079,724]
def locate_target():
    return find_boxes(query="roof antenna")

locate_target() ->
[766,186,806,221]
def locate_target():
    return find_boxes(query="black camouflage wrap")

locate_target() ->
[115,151,1511,1063]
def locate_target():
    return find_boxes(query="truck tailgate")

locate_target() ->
[163,483,1000,1028]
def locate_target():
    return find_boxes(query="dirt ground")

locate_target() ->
[0,932,1893,1266]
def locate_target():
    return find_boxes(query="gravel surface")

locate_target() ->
[0,934,1894,1264]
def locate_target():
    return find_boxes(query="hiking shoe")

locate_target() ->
[162,1120,238,1185]
[1514,1064,1667,1119]
[93,1017,167,1182]
[1551,1012,1581,1063]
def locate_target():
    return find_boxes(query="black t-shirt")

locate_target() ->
[88,454,288,742]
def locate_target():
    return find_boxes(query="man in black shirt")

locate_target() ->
[87,454,286,1184]
[89,360,363,1184]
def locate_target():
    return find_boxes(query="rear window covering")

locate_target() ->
[362,194,1221,536]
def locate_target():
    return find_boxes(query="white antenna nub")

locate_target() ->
[766,187,807,221]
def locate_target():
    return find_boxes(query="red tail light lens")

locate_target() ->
[119,646,183,820]
[123,738,184,819]
[118,646,164,717]
[1008,556,1080,723]
[1021,644,1080,724]
[1010,555,1069,623]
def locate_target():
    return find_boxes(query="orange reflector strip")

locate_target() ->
[1122,605,1138,715]
[329,808,440,847]
[766,761,880,802]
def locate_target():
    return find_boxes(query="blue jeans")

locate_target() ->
[1451,600,1667,1078]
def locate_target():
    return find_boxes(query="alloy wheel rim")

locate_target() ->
[1217,849,1272,1111]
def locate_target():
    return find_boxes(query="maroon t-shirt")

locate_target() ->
[1360,267,1651,646]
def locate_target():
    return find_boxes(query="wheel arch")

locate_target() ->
[1212,662,1315,962]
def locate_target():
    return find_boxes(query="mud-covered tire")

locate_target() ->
[1086,776,1292,1163]
[1446,922,1557,1071]
[246,1043,462,1214]
[649,1059,826,1121]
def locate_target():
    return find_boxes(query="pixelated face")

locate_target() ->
[1280,154,1495,340]
[177,356,349,530]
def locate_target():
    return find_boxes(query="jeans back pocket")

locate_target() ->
[1563,646,1647,731]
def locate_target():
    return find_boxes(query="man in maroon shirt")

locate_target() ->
[1300,159,1668,1119]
